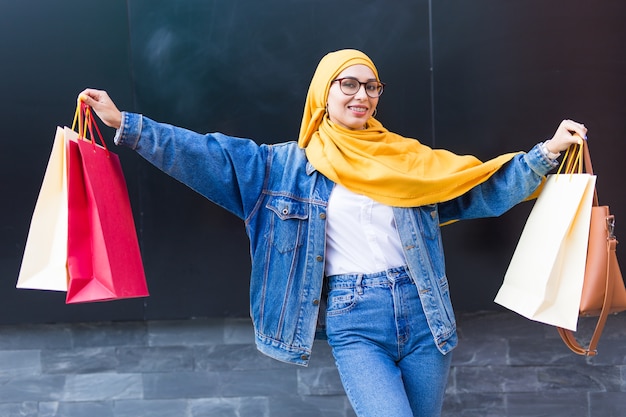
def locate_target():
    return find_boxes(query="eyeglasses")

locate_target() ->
[332,77,385,98]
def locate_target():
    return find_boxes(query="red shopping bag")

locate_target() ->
[65,103,148,303]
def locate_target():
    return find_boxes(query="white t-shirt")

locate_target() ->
[324,184,406,276]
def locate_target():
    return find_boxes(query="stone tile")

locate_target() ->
[582,313,626,340]
[191,339,333,373]
[0,350,40,378]
[217,369,299,397]
[297,367,344,396]
[41,347,118,374]
[589,392,626,417]
[38,402,60,417]
[454,365,540,394]
[269,395,355,417]
[537,365,623,392]
[189,397,269,417]
[39,401,114,417]
[455,364,622,394]
[193,344,291,371]
[0,402,38,417]
[0,375,65,402]
[148,319,224,346]
[223,318,255,344]
[585,339,626,366]
[143,371,221,400]
[61,374,143,401]
[442,393,505,417]
[508,337,583,366]
[445,368,457,394]
[0,324,72,350]
[113,399,188,417]
[144,369,299,400]
[505,392,588,417]
[452,337,508,366]
[116,345,194,373]
[71,322,147,348]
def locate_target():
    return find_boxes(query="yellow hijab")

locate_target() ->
[298,49,521,207]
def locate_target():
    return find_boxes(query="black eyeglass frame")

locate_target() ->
[332,77,386,98]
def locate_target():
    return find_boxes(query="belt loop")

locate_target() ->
[356,274,364,295]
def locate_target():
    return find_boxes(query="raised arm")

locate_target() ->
[76,89,268,221]
[438,119,588,224]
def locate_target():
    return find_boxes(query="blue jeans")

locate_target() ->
[326,266,452,417]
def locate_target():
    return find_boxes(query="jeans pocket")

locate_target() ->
[326,287,358,317]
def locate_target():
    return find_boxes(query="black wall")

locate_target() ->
[1,0,624,324]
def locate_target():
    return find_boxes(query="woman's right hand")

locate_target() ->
[544,119,588,154]
[78,89,122,129]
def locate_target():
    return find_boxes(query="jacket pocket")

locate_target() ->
[266,196,309,253]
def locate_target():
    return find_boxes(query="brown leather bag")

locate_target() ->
[557,140,626,356]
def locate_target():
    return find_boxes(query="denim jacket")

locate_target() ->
[115,112,558,366]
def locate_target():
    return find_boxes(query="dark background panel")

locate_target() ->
[126,0,431,320]
[1,1,624,323]
[433,0,626,310]
[0,0,145,323]
[0,0,431,323]
[125,0,432,140]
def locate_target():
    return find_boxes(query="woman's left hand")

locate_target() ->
[545,119,588,154]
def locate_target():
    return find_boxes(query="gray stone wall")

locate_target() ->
[0,312,624,416]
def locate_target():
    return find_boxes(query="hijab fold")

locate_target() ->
[298,49,520,207]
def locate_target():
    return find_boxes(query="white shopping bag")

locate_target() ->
[17,127,69,291]
[495,172,596,330]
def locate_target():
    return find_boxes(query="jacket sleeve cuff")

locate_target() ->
[523,143,560,176]
[113,112,143,150]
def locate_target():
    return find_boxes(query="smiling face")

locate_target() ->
[326,64,379,130]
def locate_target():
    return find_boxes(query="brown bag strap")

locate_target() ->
[581,139,600,206]
[556,139,609,356]
[557,236,616,356]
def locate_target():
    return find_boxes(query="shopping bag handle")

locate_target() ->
[583,139,599,207]
[557,135,594,175]
[557,138,598,207]
[557,139,583,175]
[72,100,109,154]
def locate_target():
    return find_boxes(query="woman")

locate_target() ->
[80,49,586,417]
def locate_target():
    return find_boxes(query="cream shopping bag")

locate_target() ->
[17,127,69,291]
[494,172,596,331]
